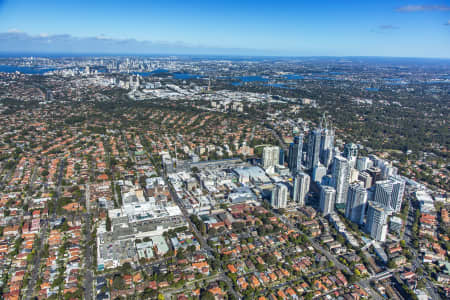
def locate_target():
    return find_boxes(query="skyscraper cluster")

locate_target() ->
[266,118,405,242]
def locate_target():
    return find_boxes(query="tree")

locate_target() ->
[106,215,112,231]
[176,249,185,259]
[112,275,125,290]
[143,288,157,298]
[387,260,396,269]
[228,273,237,282]
[200,291,215,300]
[256,263,265,272]
[200,223,207,235]
[121,262,132,274]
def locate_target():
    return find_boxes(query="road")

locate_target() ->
[24,221,49,300]
[25,160,65,299]
[269,127,288,151]
[85,183,91,213]
[52,160,65,218]
[83,213,94,300]
[357,278,383,300]
[0,161,15,190]
[122,131,136,163]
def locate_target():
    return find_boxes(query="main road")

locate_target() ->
[25,160,65,299]
[82,212,94,300]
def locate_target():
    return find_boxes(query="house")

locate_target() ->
[250,275,261,288]
[436,273,450,284]
[355,264,368,275]
[285,287,297,299]
[148,281,157,290]
[133,272,142,283]
[313,280,328,292]
[260,273,270,284]
[400,271,416,281]
[63,202,83,212]
[391,255,406,267]
[123,275,132,286]
[208,286,225,297]
[336,271,348,286]
[227,264,237,273]
[237,277,248,290]
[256,256,265,265]
[3,225,19,236]
[277,289,287,299]
[268,272,277,282]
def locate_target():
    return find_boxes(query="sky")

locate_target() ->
[0,0,449,57]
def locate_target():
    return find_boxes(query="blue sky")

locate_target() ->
[0,0,449,57]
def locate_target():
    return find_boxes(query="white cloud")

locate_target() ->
[396,5,450,12]
[95,34,110,40]
[0,31,265,56]
[7,28,22,33]
[379,25,399,30]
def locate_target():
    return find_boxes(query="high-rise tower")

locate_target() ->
[331,155,350,205]
[320,186,336,216]
[306,129,321,170]
[345,183,368,225]
[365,202,389,242]
[288,134,304,173]
[271,183,288,209]
[293,172,310,206]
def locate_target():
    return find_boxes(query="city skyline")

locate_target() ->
[0,1,449,299]
[0,52,448,300]
[0,0,449,58]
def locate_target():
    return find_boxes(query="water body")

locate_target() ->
[0,65,55,74]
[132,68,169,76]
[365,87,380,92]
[281,74,305,80]
[423,80,449,84]
[310,76,335,80]
[173,73,203,80]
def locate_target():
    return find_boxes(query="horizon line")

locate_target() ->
[0,51,449,61]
